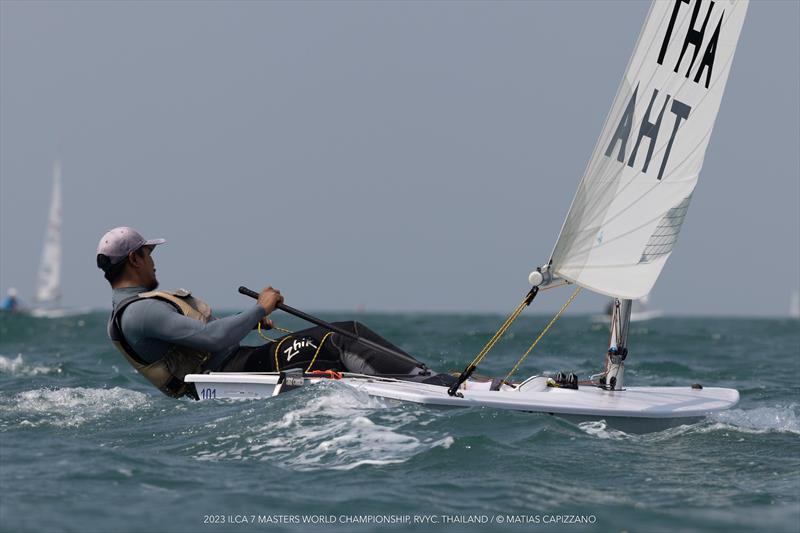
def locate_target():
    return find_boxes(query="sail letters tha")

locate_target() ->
[657,0,724,89]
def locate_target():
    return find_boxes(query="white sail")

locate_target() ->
[549,0,749,299]
[35,161,62,305]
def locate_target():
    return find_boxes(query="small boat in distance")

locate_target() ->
[29,161,88,318]
[593,295,664,323]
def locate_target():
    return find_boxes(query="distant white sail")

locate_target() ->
[550,0,749,299]
[35,161,62,305]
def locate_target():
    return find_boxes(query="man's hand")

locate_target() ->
[257,286,283,315]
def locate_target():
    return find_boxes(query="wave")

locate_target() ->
[576,420,635,440]
[191,382,453,470]
[573,404,800,441]
[707,405,800,434]
[0,354,58,376]
[0,387,150,429]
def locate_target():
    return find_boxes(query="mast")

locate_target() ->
[602,298,632,390]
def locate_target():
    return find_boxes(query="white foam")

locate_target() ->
[708,405,800,434]
[577,420,635,440]
[573,405,800,439]
[1,387,150,428]
[638,405,800,441]
[0,354,57,376]
[193,384,452,470]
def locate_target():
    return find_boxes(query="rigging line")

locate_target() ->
[469,284,569,369]
[257,322,294,343]
[305,331,334,373]
[503,286,582,383]
[469,298,529,368]
[273,335,294,372]
[257,322,277,342]
[448,287,539,397]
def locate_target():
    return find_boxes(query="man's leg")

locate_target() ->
[327,322,456,384]
[327,321,428,376]
[218,324,345,373]
[218,322,458,384]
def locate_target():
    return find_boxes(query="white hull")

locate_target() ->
[28,307,91,319]
[185,372,738,431]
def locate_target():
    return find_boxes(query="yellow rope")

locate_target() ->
[503,286,582,383]
[257,321,293,342]
[469,297,530,369]
[272,335,293,372]
[305,332,334,372]
[257,322,277,342]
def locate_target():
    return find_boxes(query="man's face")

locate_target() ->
[139,245,159,290]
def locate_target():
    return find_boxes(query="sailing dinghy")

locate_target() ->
[29,161,88,318]
[592,295,663,323]
[187,0,749,430]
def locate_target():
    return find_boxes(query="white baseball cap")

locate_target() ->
[96,227,165,270]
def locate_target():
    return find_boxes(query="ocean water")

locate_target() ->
[0,311,798,533]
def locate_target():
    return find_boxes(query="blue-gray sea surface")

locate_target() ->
[1,311,798,533]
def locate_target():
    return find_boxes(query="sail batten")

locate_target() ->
[547,0,748,299]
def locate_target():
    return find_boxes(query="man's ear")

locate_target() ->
[127,250,142,268]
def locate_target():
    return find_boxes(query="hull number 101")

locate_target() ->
[200,388,217,400]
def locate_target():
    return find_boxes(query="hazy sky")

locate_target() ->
[1,0,798,316]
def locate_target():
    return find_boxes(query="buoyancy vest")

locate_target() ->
[108,289,213,400]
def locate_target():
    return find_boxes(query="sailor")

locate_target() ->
[1,288,20,312]
[97,227,444,399]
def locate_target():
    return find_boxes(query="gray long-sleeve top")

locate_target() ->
[111,286,266,370]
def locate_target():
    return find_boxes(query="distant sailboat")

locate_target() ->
[594,294,664,323]
[29,161,87,318]
[791,290,800,319]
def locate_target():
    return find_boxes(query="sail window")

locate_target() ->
[639,194,693,263]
